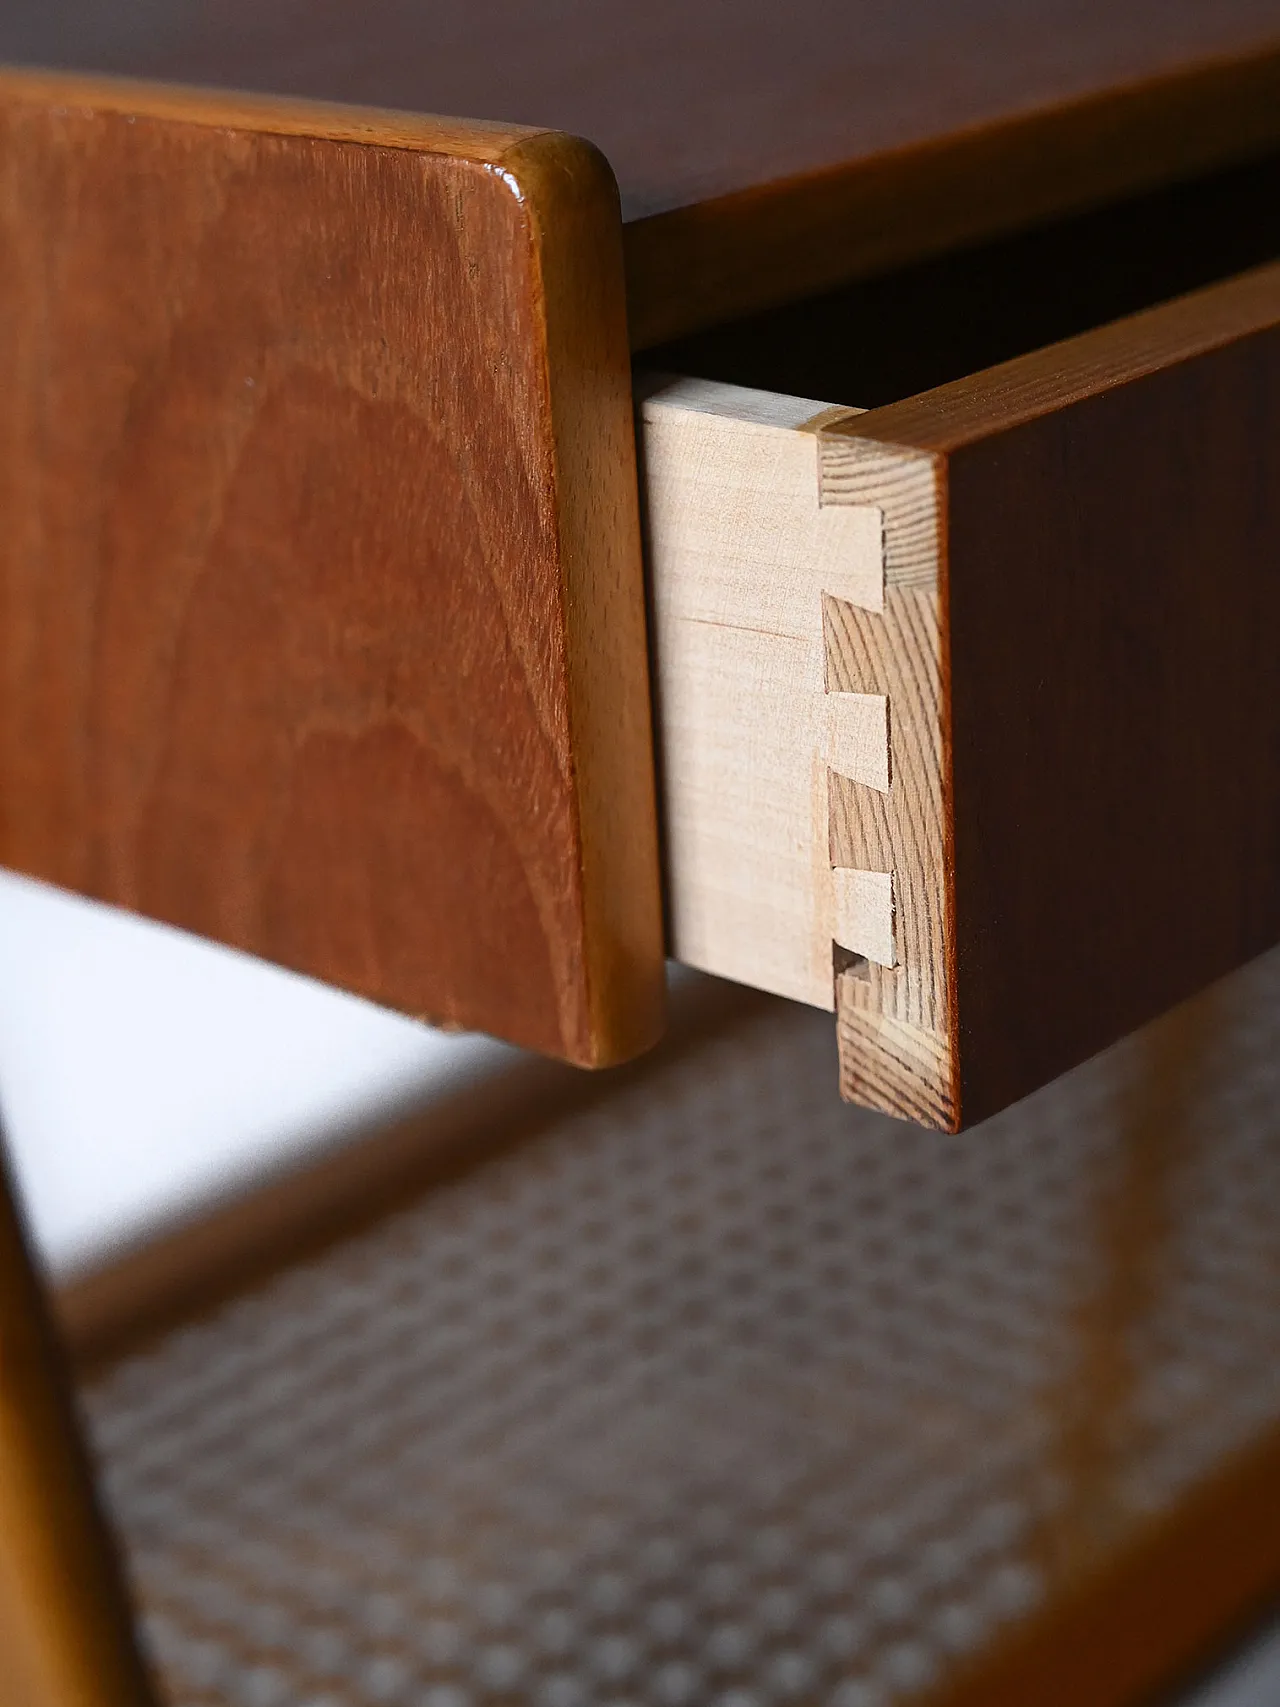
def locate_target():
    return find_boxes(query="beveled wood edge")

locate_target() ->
[625,39,1280,347]
[0,65,668,1068]
[824,258,1280,455]
[0,61,541,158]
[54,975,776,1377]
[510,130,667,1065]
[930,1415,1280,1707]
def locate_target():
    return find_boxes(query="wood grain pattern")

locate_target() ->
[640,379,954,1124]
[4,2,1280,342]
[0,1149,156,1707]
[826,599,952,1122]
[826,260,1280,1126]
[640,374,955,1124]
[820,437,953,1124]
[0,69,665,1066]
[639,377,888,1009]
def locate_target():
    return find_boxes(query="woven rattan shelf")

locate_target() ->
[48,958,1280,1707]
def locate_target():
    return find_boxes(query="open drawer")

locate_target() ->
[640,256,1280,1130]
[5,66,1280,1133]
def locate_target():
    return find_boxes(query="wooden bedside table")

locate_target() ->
[4,3,1280,1130]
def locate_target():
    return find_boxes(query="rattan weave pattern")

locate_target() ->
[82,955,1280,1707]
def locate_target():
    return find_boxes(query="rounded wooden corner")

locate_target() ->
[0,78,665,1071]
[502,127,669,1071]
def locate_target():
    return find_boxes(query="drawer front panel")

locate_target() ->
[844,264,1280,1126]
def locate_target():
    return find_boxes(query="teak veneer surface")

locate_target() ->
[826,261,1280,1126]
[0,77,665,1067]
[4,1,1280,338]
[643,257,1280,1129]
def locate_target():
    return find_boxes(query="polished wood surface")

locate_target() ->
[3,2,1280,339]
[0,1150,156,1707]
[0,70,665,1067]
[823,447,952,1129]
[825,260,1280,1125]
[624,39,1280,345]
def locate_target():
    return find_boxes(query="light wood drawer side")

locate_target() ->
[640,376,955,1127]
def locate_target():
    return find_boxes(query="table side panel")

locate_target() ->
[0,79,664,1065]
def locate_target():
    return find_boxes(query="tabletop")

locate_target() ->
[5,0,1280,339]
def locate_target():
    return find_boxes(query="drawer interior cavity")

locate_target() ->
[641,149,1280,406]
